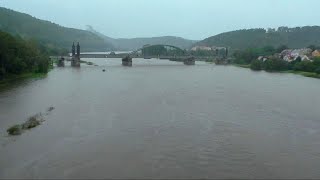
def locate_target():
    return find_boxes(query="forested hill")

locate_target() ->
[109,36,197,51]
[0,7,114,53]
[197,27,320,50]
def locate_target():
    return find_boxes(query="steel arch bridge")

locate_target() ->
[132,44,186,57]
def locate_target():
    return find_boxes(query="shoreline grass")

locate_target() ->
[232,64,251,68]
[232,63,320,79]
[283,70,320,79]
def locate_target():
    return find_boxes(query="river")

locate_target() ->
[1,58,320,179]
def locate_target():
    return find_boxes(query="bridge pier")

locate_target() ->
[71,58,80,67]
[57,57,65,67]
[71,42,81,67]
[183,57,195,65]
[122,55,132,67]
[170,57,195,65]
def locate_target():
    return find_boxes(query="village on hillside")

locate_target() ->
[191,45,320,62]
[258,48,320,62]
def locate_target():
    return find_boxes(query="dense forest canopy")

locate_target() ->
[0,7,114,53]
[197,27,320,50]
[0,30,50,79]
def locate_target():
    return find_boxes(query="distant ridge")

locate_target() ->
[196,27,320,50]
[0,7,114,52]
[86,25,198,51]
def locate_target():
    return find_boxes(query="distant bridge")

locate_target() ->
[78,44,187,59]
[52,44,199,67]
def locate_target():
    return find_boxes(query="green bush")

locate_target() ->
[293,61,316,72]
[263,58,288,72]
[250,60,263,70]
[0,31,50,77]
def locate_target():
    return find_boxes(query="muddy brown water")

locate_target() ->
[1,58,320,179]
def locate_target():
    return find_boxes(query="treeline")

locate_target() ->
[250,57,320,74]
[142,45,185,56]
[232,45,320,74]
[233,45,287,64]
[0,31,51,80]
[198,26,320,50]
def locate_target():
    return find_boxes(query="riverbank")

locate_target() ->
[232,64,320,79]
[0,73,48,88]
[284,70,320,78]
[232,64,251,68]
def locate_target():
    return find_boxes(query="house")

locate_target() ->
[300,55,311,61]
[312,50,320,57]
[211,46,226,51]
[191,46,212,51]
[257,56,268,62]
[280,48,312,62]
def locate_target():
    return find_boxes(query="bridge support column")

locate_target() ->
[71,42,81,67]
[71,57,81,67]
[57,57,65,67]
[183,57,195,65]
[122,55,132,67]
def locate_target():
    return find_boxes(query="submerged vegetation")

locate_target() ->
[7,113,44,136]
[6,107,54,136]
[7,124,22,135]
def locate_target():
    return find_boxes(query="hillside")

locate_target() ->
[86,25,197,51]
[0,7,114,53]
[197,27,320,50]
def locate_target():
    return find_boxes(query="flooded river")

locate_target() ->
[1,58,320,179]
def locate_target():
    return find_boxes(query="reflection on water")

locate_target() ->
[1,58,320,179]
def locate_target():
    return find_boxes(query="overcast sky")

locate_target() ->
[1,0,319,40]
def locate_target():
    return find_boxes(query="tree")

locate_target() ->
[250,60,263,71]
[0,30,50,78]
[262,46,276,54]
[276,45,288,53]
[263,58,288,72]
[293,61,316,72]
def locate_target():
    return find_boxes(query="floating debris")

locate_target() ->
[6,107,54,136]
[47,106,55,112]
[21,114,44,130]
[7,125,22,136]
[102,69,106,72]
